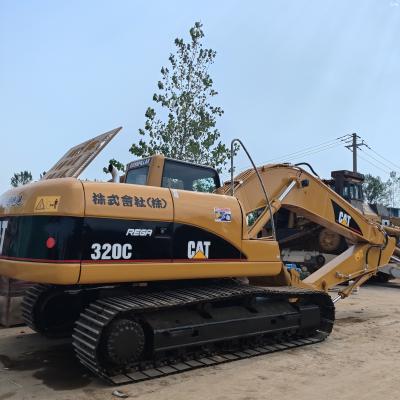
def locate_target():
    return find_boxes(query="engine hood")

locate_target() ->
[0,178,85,217]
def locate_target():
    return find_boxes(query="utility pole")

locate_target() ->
[344,133,368,172]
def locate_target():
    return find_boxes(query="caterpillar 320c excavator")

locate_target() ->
[0,129,398,384]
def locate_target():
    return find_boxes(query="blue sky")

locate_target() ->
[1,0,400,194]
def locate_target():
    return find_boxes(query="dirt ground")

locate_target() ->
[1,281,400,400]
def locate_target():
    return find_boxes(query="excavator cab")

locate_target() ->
[324,170,381,223]
[325,170,365,208]
[124,154,221,193]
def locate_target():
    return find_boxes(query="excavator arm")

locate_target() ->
[220,163,398,298]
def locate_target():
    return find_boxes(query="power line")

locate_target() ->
[283,142,344,163]
[262,134,350,164]
[357,153,392,175]
[231,133,399,182]
[234,134,351,173]
[234,140,346,174]
[359,148,400,175]
[339,132,400,178]
[263,135,350,163]
[365,147,400,172]
[343,133,368,172]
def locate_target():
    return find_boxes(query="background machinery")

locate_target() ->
[276,168,400,280]
[0,130,398,384]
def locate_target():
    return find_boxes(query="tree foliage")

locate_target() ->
[103,159,125,174]
[130,22,232,172]
[362,172,400,206]
[386,171,400,207]
[10,171,33,187]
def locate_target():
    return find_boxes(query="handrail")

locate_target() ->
[230,139,276,239]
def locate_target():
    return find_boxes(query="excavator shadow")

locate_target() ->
[367,280,400,289]
[0,329,104,390]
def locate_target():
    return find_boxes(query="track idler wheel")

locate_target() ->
[103,318,146,368]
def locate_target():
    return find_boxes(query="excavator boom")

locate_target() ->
[220,162,396,296]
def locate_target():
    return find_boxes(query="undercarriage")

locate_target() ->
[22,280,334,384]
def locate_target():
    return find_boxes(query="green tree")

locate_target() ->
[130,22,232,173]
[386,171,400,208]
[103,158,125,174]
[10,171,32,187]
[362,174,389,204]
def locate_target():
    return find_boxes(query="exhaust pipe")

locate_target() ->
[108,164,120,183]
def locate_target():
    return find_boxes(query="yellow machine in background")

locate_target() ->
[0,129,398,384]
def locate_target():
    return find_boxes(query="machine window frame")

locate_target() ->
[125,165,150,186]
[161,158,221,192]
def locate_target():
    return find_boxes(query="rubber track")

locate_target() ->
[72,283,334,384]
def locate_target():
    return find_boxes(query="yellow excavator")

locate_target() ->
[0,128,398,384]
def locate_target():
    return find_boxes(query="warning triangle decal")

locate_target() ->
[35,199,45,211]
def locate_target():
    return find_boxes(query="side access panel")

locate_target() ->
[172,190,282,278]
[80,182,174,284]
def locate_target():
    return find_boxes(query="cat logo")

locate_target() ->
[331,200,362,235]
[187,241,211,259]
[338,211,351,227]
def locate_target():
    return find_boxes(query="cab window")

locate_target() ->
[162,160,220,192]
[343,183,363,201]
[246,207,265,227]
[125,166,149,185]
